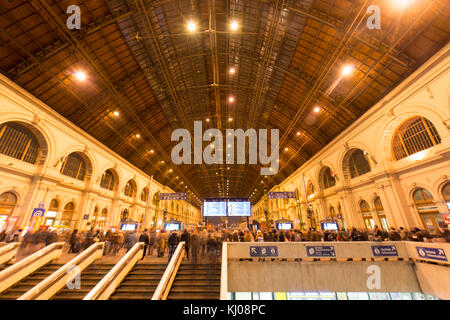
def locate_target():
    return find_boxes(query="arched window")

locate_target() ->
[124,180,136,197]
[60,202,75,227]
[0,122,40,164]
[307,182,315,199]
[45,199,60,226]
[320,167,336,189]
[360,200,374,229]
[329,206,336,217]
[100,169,115,191]
[347,149,371,178]
[443,182,450,211]
[99,208,108,228]
[374,197,389,231]
[392,116,441,160]
[60,152,87,181]
[0,192,18,230]
[141,187,149,202]
[412,188,443,233]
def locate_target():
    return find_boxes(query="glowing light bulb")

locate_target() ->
[74,71,87,81]
[187,20,197,32]
[341,65,354,76]
[230,20,239,31]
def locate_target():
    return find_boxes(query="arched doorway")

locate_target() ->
[60,202,75,228]
[0,192,18,231]
[99,208,108,229]
[413,188,443,233]
[360,200,374,229]
[91,206,99,228]
[45,199,60,226]
[374,197,389,231]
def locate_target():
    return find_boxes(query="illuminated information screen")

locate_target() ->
[227,201,251,216]
[203,201,227,216]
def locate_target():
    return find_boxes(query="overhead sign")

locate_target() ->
[371,245,398,256]
[160,193,187,200]
[32,208,46,217]
[416,247,447,261]
[306,245,336,257]
[268,191,296,199]
[250,246,278,257]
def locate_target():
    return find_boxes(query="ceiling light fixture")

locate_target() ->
[74,71,87,81]
[230,20,239,31]
[341,64,355,76]
[187,20,197,32]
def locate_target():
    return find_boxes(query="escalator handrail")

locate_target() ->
[152,241,185,300]
[84,242,145,300]
[0,242,65,283]
[0,242,20,257]
[18,242,105,300]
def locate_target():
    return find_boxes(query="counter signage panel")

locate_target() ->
[306,246,336,257]
[416,246,447,261]
[371,245,398,256]
[250,246,278,257]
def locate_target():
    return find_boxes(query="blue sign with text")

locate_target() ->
[416,247,447,261]
[371,245,398,256]
[306,246,336,257]
[160,193,187,200]
[249,246,278,257]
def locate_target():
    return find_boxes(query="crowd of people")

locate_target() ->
[1,224,449,262]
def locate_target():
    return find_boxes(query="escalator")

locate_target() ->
[109,263,167,300]
[0,263,63,300]
[51,264,115,300]
[167,263,220,300]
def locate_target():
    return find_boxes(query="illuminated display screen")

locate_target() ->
[227,201,251,216]
[165,223,180,231]
[276,223,292,230]
[322,222,338,230]
[203,201,227,216]
[120,223,137,231]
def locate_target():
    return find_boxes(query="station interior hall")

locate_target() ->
[0,0,449,301]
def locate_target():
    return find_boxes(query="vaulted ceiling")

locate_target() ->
[0,0,449,207]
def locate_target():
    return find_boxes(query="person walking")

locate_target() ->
[190,229,200,263]
[139,229,150,260]
[157,230,166,257]
[180,229,191,261]
[168,231,179,261]
[68,229,78,254]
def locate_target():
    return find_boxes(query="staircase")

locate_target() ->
[109,263,167,300]
[0,263,63,300]
[51,264,114,300]
[167,263,220,300]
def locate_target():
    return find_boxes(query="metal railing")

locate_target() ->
[152,241,185,300]
[0,242,19,265]
[0,242,65,293]
[18,242,105,300]
[84,242,145,300]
